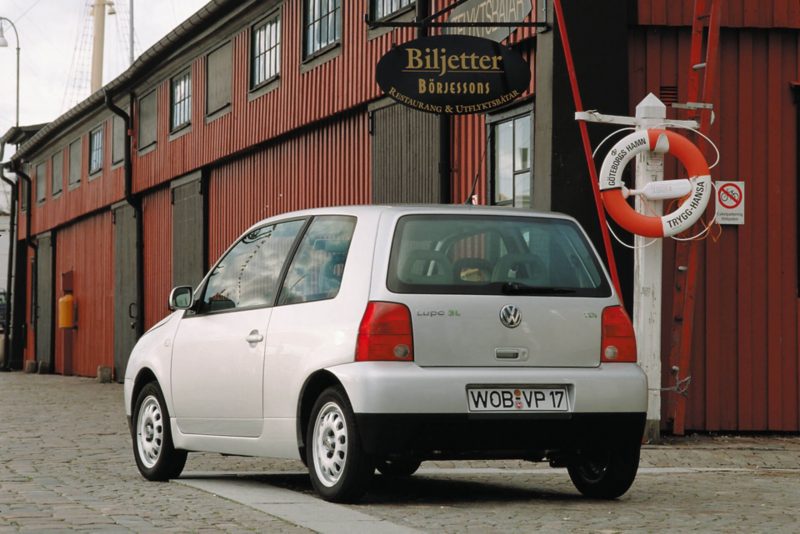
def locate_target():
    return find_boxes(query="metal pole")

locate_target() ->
[0,18,21,127]
[91,0,107,93]
[414,0,450,203]
[439,114,451,203]
[415,0,427,39]
[0,170,16,371]
[15,42,19,127]
[129,0,134,65]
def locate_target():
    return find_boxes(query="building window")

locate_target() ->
[69,138,81,189]
[373,0,414,20]
[138,90,157,151]
[305,0,341,58]
[252,16,280,88]
[89,127,103,175]
[489,111,532,208]
[112,114,125,165]
[207,42,232,116]
[52,151,63,198]
[35,161,46,205]
[20,163,30,211]
[171,70,192,131]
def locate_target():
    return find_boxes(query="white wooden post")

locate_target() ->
[634,93,666,443]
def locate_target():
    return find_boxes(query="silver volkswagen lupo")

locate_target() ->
[124,205,647,503]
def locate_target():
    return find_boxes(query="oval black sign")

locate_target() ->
[375,35,531,115]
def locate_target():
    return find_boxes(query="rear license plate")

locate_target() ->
[467,387,570,412]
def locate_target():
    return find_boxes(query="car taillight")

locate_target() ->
[601,306,637,363]
[356,302,414,362]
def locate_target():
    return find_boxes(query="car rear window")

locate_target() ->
[387,215,612,297]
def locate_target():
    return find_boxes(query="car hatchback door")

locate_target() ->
[170,219,306,438]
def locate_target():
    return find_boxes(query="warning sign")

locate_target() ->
[715,181,744,225]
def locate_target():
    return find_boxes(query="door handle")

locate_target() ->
[246,330,264,344]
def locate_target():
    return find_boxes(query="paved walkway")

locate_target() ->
[0,373,798,532]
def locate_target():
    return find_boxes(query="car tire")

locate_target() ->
[132,381,188,481]
[377,459,422,477]
[567,443,640,499]
[306,386,374,503]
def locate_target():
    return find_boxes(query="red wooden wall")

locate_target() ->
[27,0,537,233]
[27,121,125,236]
[207,109,371,265]
[629,26,800,431]
[142,187,174,330]
[637,0,800,28]
[53,212,115,377]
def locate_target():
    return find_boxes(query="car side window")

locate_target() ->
[277,216,356,306]
[200,219,305,313]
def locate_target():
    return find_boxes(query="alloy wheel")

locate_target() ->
[312,402,348,487]
[137,395,164,469]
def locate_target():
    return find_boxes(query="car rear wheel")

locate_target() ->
[567,443,640,499]
[377,459,422,477]
[306,386,374,503]
[132,381,187,481]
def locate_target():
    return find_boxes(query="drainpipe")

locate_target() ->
[105,89,144,342]
[11,162,35,372]
[104,90,136,209]
[0,162,17,371]
[12,163,36,251]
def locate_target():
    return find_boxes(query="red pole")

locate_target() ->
[551,0,624,302]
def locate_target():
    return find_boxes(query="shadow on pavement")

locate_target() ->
[181,471,585,505]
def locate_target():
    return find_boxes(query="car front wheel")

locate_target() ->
[567,443,641,499]
[306,386,374,503]
[132,381,187,481]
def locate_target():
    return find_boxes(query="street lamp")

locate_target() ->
[0,17,20,127]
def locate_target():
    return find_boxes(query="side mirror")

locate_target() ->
[169,286,194,311]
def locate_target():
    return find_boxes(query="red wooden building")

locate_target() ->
[2,0,799,432]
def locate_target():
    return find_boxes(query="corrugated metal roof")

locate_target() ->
[0,124,48,148]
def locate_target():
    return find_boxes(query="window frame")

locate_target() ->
[51,150,63,199]
[303,0,342,62]
[206,41,233,121]
[190,216,312,317]
[137,89,158,154]
[111,113,126,167]
[370,0,415,23]
[88,125,104,178]
[68,138,82,191]
[170,68,192,134]
[486,103,534,209]
[250,12,281,92]
[35,161,47,207]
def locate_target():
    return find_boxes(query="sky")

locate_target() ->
[0,0,210,166]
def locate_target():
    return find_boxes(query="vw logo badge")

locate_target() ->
[499,305,521,328]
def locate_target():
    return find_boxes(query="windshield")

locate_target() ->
[387,215,611,297]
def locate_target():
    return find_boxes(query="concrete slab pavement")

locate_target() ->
[0,372,798,532]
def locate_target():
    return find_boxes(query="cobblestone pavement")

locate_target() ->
[0,372,798,532]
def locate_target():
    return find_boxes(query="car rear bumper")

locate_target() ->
[355,412,646,456]
[329,361,647,456]
[330,361,648,414]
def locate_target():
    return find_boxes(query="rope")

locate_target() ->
[650,375,691,398]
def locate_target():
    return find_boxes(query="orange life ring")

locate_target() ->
[598,129,712,238]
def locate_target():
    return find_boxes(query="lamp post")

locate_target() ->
[0,17,20,128]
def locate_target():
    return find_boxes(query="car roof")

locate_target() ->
[243,204,578,234]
